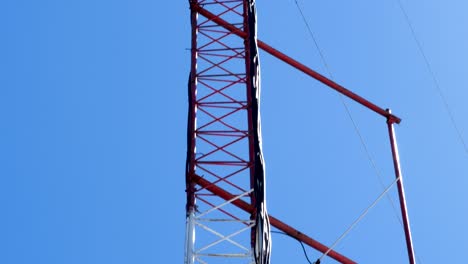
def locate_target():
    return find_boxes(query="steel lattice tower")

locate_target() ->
[185,1,416,264]
[185,1,270,263]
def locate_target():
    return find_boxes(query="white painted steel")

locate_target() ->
[185,212,196,264]
[197,189,253,218]
[192,188,255,263]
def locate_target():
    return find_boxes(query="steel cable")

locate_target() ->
[317,177,401,262]
[291,1,424,263]
[293,0,405,232]
[396,0,468,156]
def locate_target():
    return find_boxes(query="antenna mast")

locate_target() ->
[185,1,415,263]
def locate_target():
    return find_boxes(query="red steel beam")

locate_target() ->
[192,3,401,124]
[386,111,416,264]
[192,174,357,264]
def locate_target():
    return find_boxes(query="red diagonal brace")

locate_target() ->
[192,3,401,124]
[193,174,357,264]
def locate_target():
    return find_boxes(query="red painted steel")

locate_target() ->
[187,1,355,263]
[193,174,357,264]
[192,3,401,123]
[186,1,267,262]
[187,1,414,264]
[186,0,198,213]
[387,111,416,264]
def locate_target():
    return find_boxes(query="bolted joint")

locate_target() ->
[386,108,401,125]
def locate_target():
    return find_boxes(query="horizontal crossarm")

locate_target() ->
[191,2,401,124]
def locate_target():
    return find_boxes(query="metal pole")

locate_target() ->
[184,4,198,263]
[184,212,195,264]
[386,109,416,264]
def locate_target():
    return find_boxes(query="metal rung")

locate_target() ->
[199,0,243,6]
[199,23,243,29]
[198,47,244,52]
[196,218,254,223]
[198,101,247,105]
[196,253,252,258]
[198,73,246,78]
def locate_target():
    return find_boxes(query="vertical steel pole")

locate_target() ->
[386,110,416,264]
[184,3,198,263]
[184,212,195,264]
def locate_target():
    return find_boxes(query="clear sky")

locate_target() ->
[1,0,467,263]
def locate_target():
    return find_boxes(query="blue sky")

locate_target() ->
[1,0,467,263]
